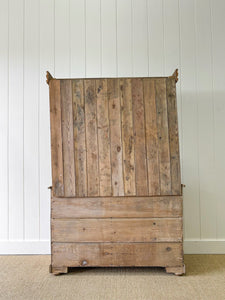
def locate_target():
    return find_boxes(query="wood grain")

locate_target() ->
[84,80,99,196]
[108,79,124,196]
[96,79,112,196]
[120,79,136,195]
[132,78,148,195]
[155,79,171,195]
[167,78,181,195]
[72,80,87,196]
[143,79,160,195]
[52,217,182,242]
[52,242,183,267]
[61,80,76,196]
[52,196,183,218]
[49,80,64,196]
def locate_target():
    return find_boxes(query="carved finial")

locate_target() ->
[169,69,178,83]
[46,71,53,85]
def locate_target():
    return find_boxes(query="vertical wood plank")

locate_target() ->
[24,0,39,239]
[39,0,54,240]
[85,80,99,196]
[120,79,136,195]
[132,79,148,195]
[85,0,101,77]
[8,0,24,239]
[179,0,200,239]
[117,0,132,76]
[61,80,76,197]
[132,0,148,76]
[49,80,64,196]
[101,0,117,77]
[70,0,85,78]
[143,79,160,195]
[96,79,112,196]
[167,78,181,195]
[155,79,171,195]
[72,80,87,197]
[0,0,9,239]
[55,0,70,77]
[108,79,124,196]
[195,0,215,239]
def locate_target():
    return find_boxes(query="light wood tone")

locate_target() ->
[48,71,184,275]
[61,80,76,196]
[155,79,171,195]
[108,79,124,196]
[72,80,87,197]
[132,78,148,195]
[96,79,112,196]
[167,78,181,195]
[143,79,160,195]
[52,218,182,243]
[120,78,136,195]
[84,80,99,196]
[51,196,183,219]
[52,242,183,267]
[49,79,64,196]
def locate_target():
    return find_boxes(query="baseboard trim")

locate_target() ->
[0,241,50,255]
[184,240,225,254]
[0,240,225,255]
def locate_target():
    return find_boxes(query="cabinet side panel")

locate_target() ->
[49,80,64,196]
[167,78,181,195]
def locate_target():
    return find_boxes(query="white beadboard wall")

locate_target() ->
[0,0,225,254]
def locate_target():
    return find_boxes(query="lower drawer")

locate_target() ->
[52,242,183,267]
[52,218,182,243]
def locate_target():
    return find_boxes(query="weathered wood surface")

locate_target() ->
[49,80,64,196]
[52,217,182,243]
[52,196,183,218]
[52,242,183,267]
[49,75,181,197]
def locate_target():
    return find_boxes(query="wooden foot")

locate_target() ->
[49,265,68,275]
[165,265,185,276]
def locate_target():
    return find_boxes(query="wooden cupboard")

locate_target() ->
[47,70,185,275]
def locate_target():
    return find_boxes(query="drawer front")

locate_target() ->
[52,217,182,243]
[52,196,182,218]
[52,242,183,267]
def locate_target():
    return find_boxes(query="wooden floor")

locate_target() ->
[0,255,225,300]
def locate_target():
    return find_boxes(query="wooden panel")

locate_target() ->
[52,242,183,267]
[120,79,136,195]
[108,79,124,196]
[166,78,181,195]
[72,80,87,197]
[155,79,171,195]
[143,79,160,195]
[52,196,182,219]
[96,79,112,196]
[84,80,99,196]
[132,78,148,195]
[61,80,76,196]
[49,80,64,196]
[52,218,182,242]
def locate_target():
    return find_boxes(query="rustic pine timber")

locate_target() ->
[47,70,185,276]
